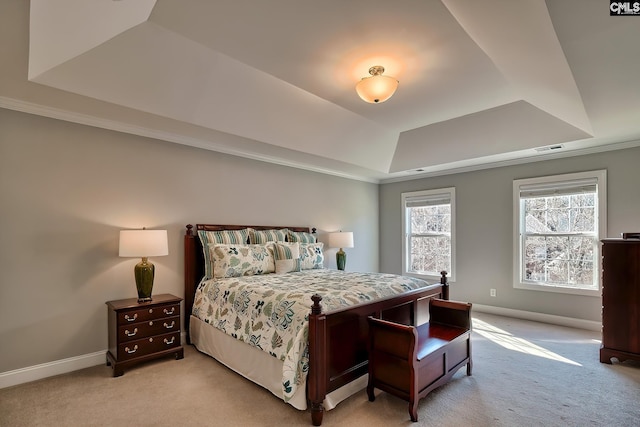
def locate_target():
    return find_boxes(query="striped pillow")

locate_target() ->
[248,228,288,244]
[273,242,301,274]
[198,229,250,279]
[287,230,316,243]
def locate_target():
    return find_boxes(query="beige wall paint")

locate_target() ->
[0,109,378,373]
[380,145,640,322]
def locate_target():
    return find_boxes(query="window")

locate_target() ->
[402,188,455,281]
[513,170,606,296]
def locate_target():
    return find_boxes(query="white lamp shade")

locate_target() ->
[119,229,169,257]
[356,74,398,104]
[328,231,354,249]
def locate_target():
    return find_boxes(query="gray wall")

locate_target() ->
[380,145,640,322]
[0,108,378,373]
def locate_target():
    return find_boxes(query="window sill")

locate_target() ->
[404,271,455,283]
[514,282,600,297]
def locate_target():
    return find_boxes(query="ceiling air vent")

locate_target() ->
[535,144,564,152]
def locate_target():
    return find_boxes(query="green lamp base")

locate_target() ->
[336,249,346,271]
[134,257,155,303]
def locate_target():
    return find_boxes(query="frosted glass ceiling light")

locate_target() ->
[355,65,398,103]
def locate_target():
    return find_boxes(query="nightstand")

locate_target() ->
[106,293,184,376]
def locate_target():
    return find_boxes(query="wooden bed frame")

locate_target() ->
[184,224,449,426]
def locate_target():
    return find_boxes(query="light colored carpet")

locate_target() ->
[1,312,639,427]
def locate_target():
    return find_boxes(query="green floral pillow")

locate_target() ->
[248,228,288,244]
[300,242,324,270]
[287,230,316,243]
[209,243,275,278]
[273,242,301,274]
[199,229,250,279]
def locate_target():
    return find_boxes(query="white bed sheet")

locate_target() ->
[189,315,367,411]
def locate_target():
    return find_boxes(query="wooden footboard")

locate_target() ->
[307,274,448,426]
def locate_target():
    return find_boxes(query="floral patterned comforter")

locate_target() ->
[192,269,433,402]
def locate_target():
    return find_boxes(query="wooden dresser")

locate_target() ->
[600,239,640,364]
[106,293,184,376]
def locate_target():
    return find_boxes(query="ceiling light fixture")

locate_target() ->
[355,65,398,104]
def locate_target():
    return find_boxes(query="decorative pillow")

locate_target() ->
[273,242,301,274]
[209,243,275,278]
[300,242,324,270]
[198,229,250,279]
[287,230,316,243]
[248,228,288,244]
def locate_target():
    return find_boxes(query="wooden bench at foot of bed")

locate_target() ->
[366,298,472,422]
[306,277,449,426]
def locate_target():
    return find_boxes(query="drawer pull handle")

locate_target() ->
[125,345,138,354]
[125,328,138,337]
[163,321,175,329]
[164,337,175,345]
[124,314,138,322]
[163,307,175,315]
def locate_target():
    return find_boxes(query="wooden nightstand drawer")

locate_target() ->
[118,315,180,342]
[117,302,180,325]
[106,294,184,376]
[117,331,181,361]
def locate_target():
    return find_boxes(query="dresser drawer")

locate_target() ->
[118,315,180,342]
[117,331,181,361]
[117,302,180,325]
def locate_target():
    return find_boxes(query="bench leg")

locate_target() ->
[467,338,473,375]
[409,400,418,422]
[366,382,376,402]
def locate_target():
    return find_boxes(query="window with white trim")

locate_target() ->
[402,188,455,281]
[513,170,606,296]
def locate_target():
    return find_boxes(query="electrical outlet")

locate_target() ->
[490,288,497,297]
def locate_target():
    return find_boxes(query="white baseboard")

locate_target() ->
[1,314,597,390]
[472,304,601,332]
[0,350,106,389]
[1,332,189,389]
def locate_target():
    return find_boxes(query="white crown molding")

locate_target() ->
[2,96,638,186]
[472,303,601,332]
[0,96,379,184]
[381,138,640,184]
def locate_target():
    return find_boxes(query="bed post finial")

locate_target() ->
[440,271,449,300]
[186,224,193,236]
[311,294,323,315]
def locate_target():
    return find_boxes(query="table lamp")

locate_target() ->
[119,228,168,302]
[328,231,354,271]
